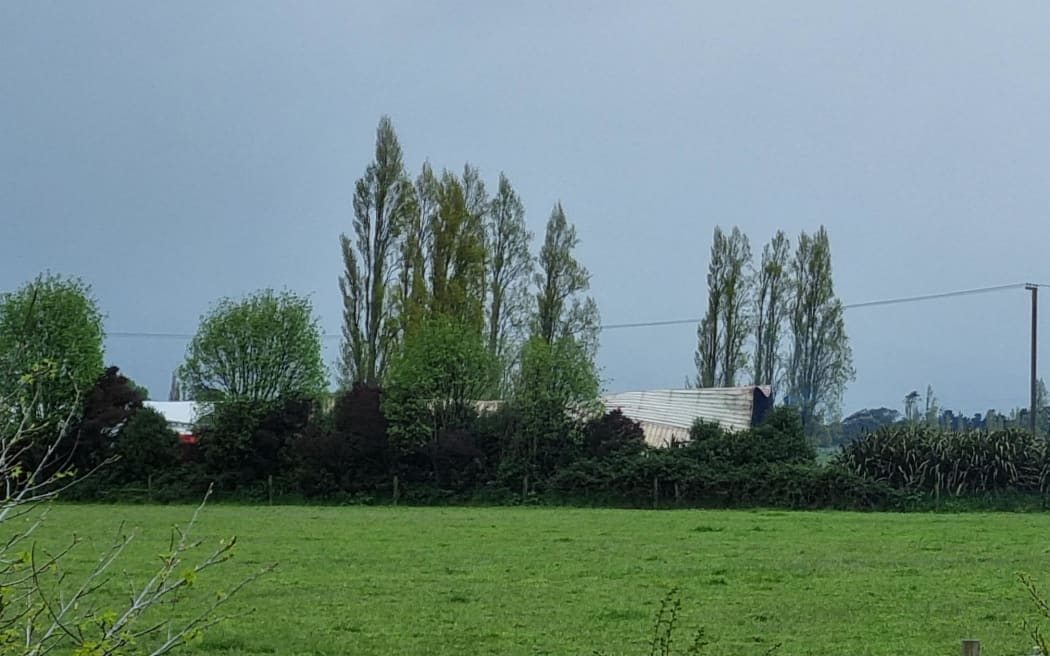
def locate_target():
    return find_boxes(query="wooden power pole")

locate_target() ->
[1026,284,1039,436]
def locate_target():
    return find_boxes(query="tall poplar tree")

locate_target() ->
[752,230,790,393]
[340,116,412,386]
[694,226,751,387]
[533,202,599,353]
[785,226,854,432]
[485,173,533,386]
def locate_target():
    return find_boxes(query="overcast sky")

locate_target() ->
[2,2,1048,415]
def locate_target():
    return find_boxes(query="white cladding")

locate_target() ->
[601,387,770,447]
[143,401,204,432]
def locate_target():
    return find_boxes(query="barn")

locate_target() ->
[601,386,773,447]
[143,400,205,444]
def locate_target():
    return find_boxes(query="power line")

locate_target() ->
[600,282,1029,331]
[842,282,1025,310]
[107,281,1036,339]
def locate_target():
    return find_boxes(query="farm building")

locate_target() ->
[601,386,773,447]
[143,400,205,444]
[142,388,772,450]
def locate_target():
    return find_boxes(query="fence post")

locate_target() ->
[147,474,153,503]
[674,481,681,504]
[267,474,273,506]
[392,475,400,506]
[652,476,659,509]
[961,639,981,656]
[522,474,529,499]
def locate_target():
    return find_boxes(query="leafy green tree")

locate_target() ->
[485,173,533,391]
[717,227,751,386]
[0,273,104,433]
[180,289,325,403]
[511,335,601,485]
[383,318,496,455]
[695,227,752,388]
[340,115,413,386]
[461,162,489,229]
[395,161,437,339]
[428,169,487,332]
[533,202,599,353]
[694,229,723,388]
[752,231,790,392]
[785,227,854,432]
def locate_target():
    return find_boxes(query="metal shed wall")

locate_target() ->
[601,387,772,447]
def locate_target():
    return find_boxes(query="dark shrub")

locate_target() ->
[198,396,313,489]
[742,406,816,465]
[432,428,487,492]
[65,366,145,474]
[292,423,355,497]
[682,406,814,467]
[582,409,646,459]
[110,406,179,483]
[291,385,394,497]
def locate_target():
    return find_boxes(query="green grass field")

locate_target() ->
[28,505,1050,655]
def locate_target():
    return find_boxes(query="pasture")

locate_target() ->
[32,505,1050,655]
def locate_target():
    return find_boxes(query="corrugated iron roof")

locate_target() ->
[602,387,770,446]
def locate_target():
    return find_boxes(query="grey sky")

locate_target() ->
[2,2,1048,415]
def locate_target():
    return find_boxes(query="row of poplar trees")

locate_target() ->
[694,227,855,432]
[339,117,599,394]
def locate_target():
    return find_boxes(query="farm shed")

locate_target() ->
[143,400,205,444]
[601,386,773,447]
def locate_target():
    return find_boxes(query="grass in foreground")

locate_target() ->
[27,505,1050,655]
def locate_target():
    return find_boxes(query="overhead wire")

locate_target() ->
[106,281,1038,339]
[599,282,1029,331]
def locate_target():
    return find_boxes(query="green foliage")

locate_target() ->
[340,115,413,386]
[785,227,854,432]
[1021,574,1050,656]
[752,231,790,392]
[111,406,180,483]
[181,289,325,403]
[837,407,901,444]
[533,202,600,354]
[196,397,314,489]
[428,167,487,332]
[485,173,533,393]
[509,336,601,484]
[595,589,709,656]
[394,161,438,340]
[837,425,1049,495]
[65,366,146,476]
[0,272,104,432]
[596,587,782,656]
[1,365,264,655]
[582,408,646,459]
[695,226,752,388]
[292,385,392,497]
[384,318,496,451]
[683,407,813,467]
